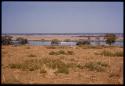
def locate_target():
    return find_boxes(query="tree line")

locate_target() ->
[2,33,117,46]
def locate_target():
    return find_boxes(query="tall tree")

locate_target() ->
[104,33,117,45]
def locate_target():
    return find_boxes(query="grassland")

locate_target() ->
[1,45,123,84]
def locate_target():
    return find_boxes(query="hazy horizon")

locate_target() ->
[2,2,123,33]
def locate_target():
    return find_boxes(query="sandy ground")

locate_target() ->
[1,45,123,84]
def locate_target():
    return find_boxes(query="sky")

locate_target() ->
[2,2,123,33]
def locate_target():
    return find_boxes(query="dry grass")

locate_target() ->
[98,50,123,57]
[28,54,37,57]
[84,61,109,72]
[49,50,74,55]
[2,45,123,84]
[78,45,103,49]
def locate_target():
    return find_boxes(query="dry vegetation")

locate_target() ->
[1,45,123,84]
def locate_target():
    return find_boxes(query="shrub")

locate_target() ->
[100,50,123,57]
[77,64,84,69]
[9,58,70,74]
[55,66,69,74]
[9,63,22,69]
[49,51,58,55]
[51,39,60,46]
[76,39,90,45]
[49,50,65,55]
[104,33,117,45]
[58,50,66,54]
[40,68,47,73]
[43,58,69,74]
[63,39,71,42]
[84,61,108,72]
[16,37,28,45]
[67,51,74,55]
[49,50,74,55]
[28,54,36,57]
[26,46,30,49]
[9,59,42,71]
[2,35,13,45]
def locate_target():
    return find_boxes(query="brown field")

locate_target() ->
[1,44,123,84]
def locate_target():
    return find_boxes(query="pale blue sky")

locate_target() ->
[2,2,123,33]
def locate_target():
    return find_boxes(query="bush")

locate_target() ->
[67,51,74,55]
[49,50,74,55]
[58,50,66,54]
[9,63,22,69]
[77,64,84,69]
[8,58,70,74]
[84,61,108,72]
[63,39,71,42]
[100,50,123,57]
[2,35,13,45]
[76,39,90,45]
[104,33,117,45]
[55,66,69,74]
[16,37,28,45]
[49,51,58,55]
[51,39,60,46]
[49,50,65,55]
[28,54,36,57]
[9,59,42,71]
[79,45,103,49]
[40,68,47,73]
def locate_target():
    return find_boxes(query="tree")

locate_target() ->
[16,37,28,45]
[51,39,60,46]
[76,39,90,45]
[2,35,13,45]
[104,33,117,45]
